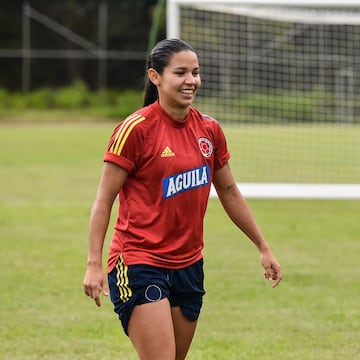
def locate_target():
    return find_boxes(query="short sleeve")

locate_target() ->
[212,122,231,170]
[104,113,146,173]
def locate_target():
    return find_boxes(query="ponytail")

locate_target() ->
[143,78,158,107]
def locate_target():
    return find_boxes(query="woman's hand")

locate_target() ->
[83,264,109,307]
[261,251,282,288]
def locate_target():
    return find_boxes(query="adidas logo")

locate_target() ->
[161,146,175,158]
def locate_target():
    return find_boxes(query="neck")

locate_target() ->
[159,102,189,121]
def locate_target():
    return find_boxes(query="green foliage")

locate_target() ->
[2,84,359,124]
[53,80,91,109]
[198,88,359,124]
[0,82,143,121]
[0,89,9,106]
[26,88,56,109]
[236,90,331,123]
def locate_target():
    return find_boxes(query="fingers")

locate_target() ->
[102,285,109,297]
[95,283,110,306]
[271,277,281,288]
[83,281,108,307]
[263,264,282,288]
[85,285,102,306]
[94,293,101,307]
[83,269,109,306]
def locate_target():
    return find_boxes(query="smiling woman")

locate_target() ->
[147,49,201,118]
[143,39,201,119]
[82,38,282,360]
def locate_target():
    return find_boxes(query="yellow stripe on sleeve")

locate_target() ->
[109,113,139,153]
[114,116,145,155]
[109,114,145,155]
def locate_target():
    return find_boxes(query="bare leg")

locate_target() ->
[171,307,198,360]
[128,298,176,360]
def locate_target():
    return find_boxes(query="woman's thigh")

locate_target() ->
[128,298,176,360]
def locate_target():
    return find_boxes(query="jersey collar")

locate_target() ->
[153,101,192,128]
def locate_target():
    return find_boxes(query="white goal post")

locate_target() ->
[167,0,360,198]
[168,0,360,39]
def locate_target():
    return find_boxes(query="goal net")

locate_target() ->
[167,0,360,198]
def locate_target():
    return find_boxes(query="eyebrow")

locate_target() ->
[173,66,200,71]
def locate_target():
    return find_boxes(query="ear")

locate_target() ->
[148,68,160,86]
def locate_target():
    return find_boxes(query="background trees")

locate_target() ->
[0,0,166,91]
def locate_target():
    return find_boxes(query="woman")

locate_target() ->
[83,38,282,360]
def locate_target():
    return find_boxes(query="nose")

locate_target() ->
[184,72,197,84]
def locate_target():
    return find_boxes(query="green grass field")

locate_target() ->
[1,123,359,359]
[223,124,360,183]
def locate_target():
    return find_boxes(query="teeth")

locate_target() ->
[181,90,193,94]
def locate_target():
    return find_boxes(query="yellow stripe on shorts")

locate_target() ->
[115,254,132,302]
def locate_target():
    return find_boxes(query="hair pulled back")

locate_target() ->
[143,39,195,106]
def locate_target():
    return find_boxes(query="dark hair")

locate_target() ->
[143,39,195,106]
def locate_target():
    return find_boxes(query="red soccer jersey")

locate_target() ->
[105,101,230,272]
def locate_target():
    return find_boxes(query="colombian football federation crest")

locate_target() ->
[198,137,213,158]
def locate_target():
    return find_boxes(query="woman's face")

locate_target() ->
[149,50,201,119]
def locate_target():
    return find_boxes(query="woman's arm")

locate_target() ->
[212,163,282,288]
[83,162,128,306]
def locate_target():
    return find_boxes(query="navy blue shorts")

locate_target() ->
[108,255,205,335]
